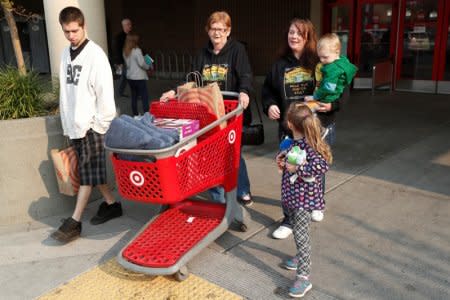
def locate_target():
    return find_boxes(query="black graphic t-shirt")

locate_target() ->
[192,39,253,96]
[283,66,315,101]
[262,54,318,136]
[202,63,229,90]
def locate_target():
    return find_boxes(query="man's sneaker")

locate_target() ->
[238,193,253,207]
[90,202,123,225]
[289,276,312,298]
[311,210,324,222]
[51,217,81,243]
[283,257,299,270]
[272,225,293,239]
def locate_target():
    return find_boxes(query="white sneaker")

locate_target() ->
[272,225,293,239]
[311,210,324,222]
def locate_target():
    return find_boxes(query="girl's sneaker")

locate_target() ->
[283,257,299,270]
[272,225,293,239]
[289,276,312,298]
[311,210,324,222]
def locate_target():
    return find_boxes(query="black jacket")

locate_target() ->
[262,53,339,137]
[192,39,253,96]
[113,31,127,65]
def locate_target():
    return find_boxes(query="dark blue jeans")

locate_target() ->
[209,153,250,202]
[281,123,336,227]
[127,79,149,116]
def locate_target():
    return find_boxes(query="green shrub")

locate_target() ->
[41,76,60,116]
[0,66,45,120]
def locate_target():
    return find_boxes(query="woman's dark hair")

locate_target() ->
[279,18,319,72]
[59,6,85,26]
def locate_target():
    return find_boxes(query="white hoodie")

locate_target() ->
[124,47,150,80]
[59,40,116,139]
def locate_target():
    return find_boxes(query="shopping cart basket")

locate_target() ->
[106,94,248,280]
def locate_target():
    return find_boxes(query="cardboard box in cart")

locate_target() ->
[154,118,200,139]
[154,118,200,156]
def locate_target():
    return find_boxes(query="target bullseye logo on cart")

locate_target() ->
[228,130,236,144]
[130,171,145,186]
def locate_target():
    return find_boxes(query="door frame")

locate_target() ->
[436,0,450,93]
[436,0,450,80]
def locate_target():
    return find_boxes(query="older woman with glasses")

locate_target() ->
[161,11,254,206]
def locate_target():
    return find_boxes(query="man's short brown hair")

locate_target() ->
[59,6,85,26]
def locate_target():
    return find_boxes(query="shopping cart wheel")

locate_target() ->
[174,265,189,281]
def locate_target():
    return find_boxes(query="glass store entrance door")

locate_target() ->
[396,0,450,93]
[324,0,354,59]
[353,0,398,88]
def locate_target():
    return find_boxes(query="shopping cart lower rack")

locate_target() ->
[106,98,249,280]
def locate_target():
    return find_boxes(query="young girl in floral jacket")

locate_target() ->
[276,102,332,298]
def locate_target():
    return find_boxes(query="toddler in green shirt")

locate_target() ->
[305,33,357,104]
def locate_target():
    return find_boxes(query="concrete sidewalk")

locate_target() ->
[1,88,449,299]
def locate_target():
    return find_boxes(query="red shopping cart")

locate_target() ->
[106,94,248,280]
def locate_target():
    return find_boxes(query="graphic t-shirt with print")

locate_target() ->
[202,63,229,90]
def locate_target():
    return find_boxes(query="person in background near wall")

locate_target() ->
[114,18,132,97]
[123,31,151,117]
[262,18,320,240]
[160,11,254,206]
[51,6,122,244]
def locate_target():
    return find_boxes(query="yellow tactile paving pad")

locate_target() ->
[39,258,242,300]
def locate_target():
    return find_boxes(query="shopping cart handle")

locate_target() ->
[221,91,239,99]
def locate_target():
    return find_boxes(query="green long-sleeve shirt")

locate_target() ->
[313,56,357,103]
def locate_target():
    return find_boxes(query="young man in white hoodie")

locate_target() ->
[51,6,122,243]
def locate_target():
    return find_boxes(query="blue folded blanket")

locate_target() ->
[105,112,179,150]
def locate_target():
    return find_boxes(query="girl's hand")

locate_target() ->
[317,102,332,112]
[160,90,176,102]
[268,105,280,120]
[239,92,250,109]
[286,162,297,174]
[276,152,286,170]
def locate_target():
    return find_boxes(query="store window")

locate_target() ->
[331,6,351,56]
[400,0,438,80]
[358,3,393,77]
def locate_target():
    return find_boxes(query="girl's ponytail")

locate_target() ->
[303,115,332,164]
[287,103,333,164]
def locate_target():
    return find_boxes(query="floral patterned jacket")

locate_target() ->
[280,137,329,211]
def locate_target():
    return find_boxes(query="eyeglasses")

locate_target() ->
[209,27,228,34]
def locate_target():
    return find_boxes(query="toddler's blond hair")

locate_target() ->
[317,33,341,55]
